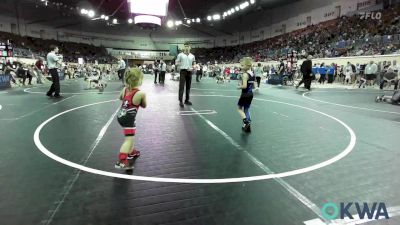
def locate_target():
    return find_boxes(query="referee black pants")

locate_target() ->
[160,71,166,84]
[47,69,60,96]
[179,69,192,102]
[118,69,125,84]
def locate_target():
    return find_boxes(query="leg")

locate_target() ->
[52,72,60,96]
[304,78,311,90]
[237,106,246,121]
[162,71,166,84]
[118,70,122,80]
[154,71,158,83]
[178,70,186,103]
[297,79,304,88]
[47,70,57,96]
[256,77,261,88]
[121,69,125,85]
[119,136,134,154]
[244,106,251,122]
[380,80,387,89]
[28,74,32,85]
[116,136,135,169]
[36,70,43,84]
[185,71,192,102]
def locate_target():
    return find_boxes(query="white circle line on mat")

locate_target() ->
[34,95,356,183]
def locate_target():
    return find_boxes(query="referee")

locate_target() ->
[46,45,62,98]
[117,57,126,85]
[176,42,196,107]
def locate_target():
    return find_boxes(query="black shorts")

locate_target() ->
[117,109,137,136]
[366,74,376,80]
[238,93,254,109]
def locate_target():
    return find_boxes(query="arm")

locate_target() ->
[238,73,248,89]
[119,87,126,100]
[6,65,14,72]
[175,55,181,67]
[140,92,147,108]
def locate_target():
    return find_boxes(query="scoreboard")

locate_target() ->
[0,40,13,57]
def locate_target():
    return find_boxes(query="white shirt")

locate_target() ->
[344,65,353,77]
[161,63,167,72]
[365,63,378,75]
[47,52,60,69]
[176,52,195,70]
[119,59,126,70]
[254,66,263,77]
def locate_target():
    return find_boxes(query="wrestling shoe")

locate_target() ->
[115,160,133,170]
[128,150,141,160]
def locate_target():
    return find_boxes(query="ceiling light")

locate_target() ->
[212,14,220,20]
[207,16,212,21]
[235,6,240,11]
[240,2,250,10]
[167,20,174,27]
[88,10,95,18]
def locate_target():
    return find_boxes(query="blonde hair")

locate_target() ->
[240,57,253,69]
[125,67,143,89]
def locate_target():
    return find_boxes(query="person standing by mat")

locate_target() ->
[46,45,63,98]
[117,57,126,85]
[160,60,166,84]
[115,67,147,170]
[254,63,263,90]
[296,55,313,90]
[176,42,196,107]
[237,57,255,133]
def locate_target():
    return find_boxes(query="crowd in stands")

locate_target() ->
[193,4,400,64]
[0,31,116,64]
